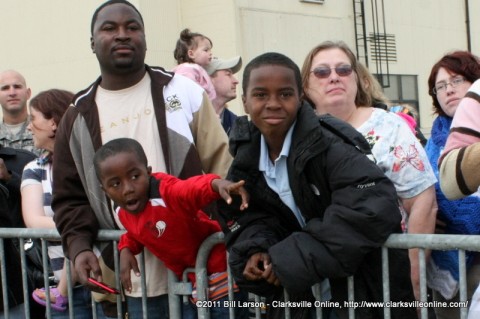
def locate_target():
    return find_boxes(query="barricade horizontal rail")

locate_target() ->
[385,233,480,251]
[0,228,477,319]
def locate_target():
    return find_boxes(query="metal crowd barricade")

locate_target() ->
[383,233,480,319]
[169,233,480,319]
[0,228,125,319]
[0,228,479,319]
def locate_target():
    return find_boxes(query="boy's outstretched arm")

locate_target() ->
[211,179,249,210]
[119,248,140,293]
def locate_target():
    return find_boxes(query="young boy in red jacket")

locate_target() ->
[93,138,249,319]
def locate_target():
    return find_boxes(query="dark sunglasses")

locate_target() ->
[311,65,353,79]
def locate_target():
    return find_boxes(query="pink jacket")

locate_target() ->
[173,63,216,100]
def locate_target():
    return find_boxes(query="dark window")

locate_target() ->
[375,73,419,121]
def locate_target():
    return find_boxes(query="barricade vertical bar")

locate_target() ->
[254,294,262,319]
[226,259,235,319]
[283,289,291,319]
[419,249,427,319]
[113,241,123,318]
[195,233,225,319]
[347,276,355,319]
[381,247,391,319]
[41,238,53,319]
[182,268,194,306]
[139,251,148,319]
[459,249,467,319]
[19,238,30,319]
[0,239,9,319]
[311,283,323,319]
[92,292,97,319]
[167,270,182,319]
[65,257,75,319]
[196,266,209,319]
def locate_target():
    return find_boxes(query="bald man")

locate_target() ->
[0,70,39,155]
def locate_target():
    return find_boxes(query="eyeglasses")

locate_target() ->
[433,76,466,94]
[311,65,353,79]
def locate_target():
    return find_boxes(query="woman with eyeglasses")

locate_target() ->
[301,41,437,304]
[424,51,480,319]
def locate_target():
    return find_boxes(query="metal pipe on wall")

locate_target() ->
[465,0,471,52]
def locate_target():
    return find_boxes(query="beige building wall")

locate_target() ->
[0,0,181,94]
[377,0,474,131]
[1,0,478,133]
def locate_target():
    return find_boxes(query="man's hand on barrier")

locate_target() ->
[74,250,104,292]
[244,252,271,281]
[120,248,140,293]
[262,262,280,286]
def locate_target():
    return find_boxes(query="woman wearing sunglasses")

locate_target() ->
[301,41,437,304]
[424,51,480,319]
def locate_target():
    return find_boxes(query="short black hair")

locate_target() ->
[93,138,148,180]
[242,52,302,95]
[91,0,144,35]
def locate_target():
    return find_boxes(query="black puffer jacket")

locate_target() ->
[217,105,415,318]
[0,146,36,312]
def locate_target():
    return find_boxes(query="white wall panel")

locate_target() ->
[0,0,477,123]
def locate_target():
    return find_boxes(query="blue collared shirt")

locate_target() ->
[259,122,305,227]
